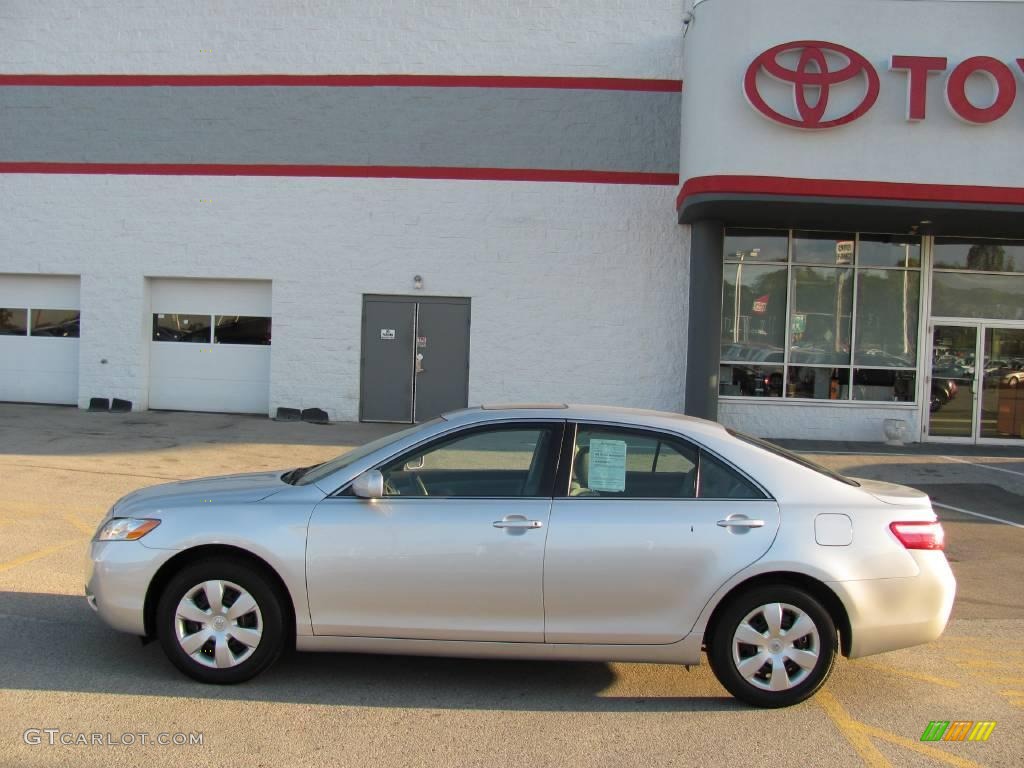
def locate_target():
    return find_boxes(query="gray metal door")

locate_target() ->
[414,299,471,421]
[360,298,416,422]
[360,295,470,423]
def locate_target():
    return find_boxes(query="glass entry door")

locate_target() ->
[927,324,1024,442]
[979,327,1024,441]
[927,325,978,439]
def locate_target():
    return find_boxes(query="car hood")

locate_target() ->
[111,471,288,516]
[849,477,933,508]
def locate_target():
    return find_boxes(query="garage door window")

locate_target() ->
[0,308,28,335]
[153,314,212,343]
[30,309,80,338]
[214,315,271,345]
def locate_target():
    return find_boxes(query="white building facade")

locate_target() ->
[1,0,1022,443]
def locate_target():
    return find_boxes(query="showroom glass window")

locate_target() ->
[931,237,1024,320]
[720,230,921,402]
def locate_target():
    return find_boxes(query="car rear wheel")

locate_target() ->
[156,559,285,684]
[707,585,837,708]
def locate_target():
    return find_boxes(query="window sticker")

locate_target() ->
[587,439,627,492]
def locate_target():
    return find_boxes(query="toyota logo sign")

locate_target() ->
[744,40,880,129]
[745,41,1024,129]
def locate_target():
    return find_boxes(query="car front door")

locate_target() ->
[306,421,563,641]
[543,423,780,644]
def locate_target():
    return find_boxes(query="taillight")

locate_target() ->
[889,521,945,550]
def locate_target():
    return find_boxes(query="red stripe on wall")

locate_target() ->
[676,175,1024,209]
[0,74,682,92]
[0,162,679,185]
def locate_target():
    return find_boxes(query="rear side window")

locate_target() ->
[568,425,767,500]
[570,426,699,498]
[698,452,767,499]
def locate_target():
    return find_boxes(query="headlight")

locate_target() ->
[96,518,160,541]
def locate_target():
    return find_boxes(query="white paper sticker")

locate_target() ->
[587,439,627,492]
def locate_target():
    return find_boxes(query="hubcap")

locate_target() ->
[174,580,263,669]
[731,602,820,692]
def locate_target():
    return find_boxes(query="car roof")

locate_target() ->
[442,404,729,439]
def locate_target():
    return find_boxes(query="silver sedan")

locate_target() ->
[86,404,955,707]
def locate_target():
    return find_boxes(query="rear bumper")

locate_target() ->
[831,551,956,659]
[85,541,174,636]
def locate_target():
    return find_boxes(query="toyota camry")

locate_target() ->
[86,404,955,707]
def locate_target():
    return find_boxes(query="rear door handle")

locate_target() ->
[717,518,765,528]
[493,519,544,530]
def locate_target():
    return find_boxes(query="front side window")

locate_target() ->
[379,424,560,498]
[721,229,922,402]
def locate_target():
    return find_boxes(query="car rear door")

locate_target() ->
[543,423,780,644]
[306,421,563,641]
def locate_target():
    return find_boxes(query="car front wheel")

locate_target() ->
[707,585,837,708]
[156,559,285,684]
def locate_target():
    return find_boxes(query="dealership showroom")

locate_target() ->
[2,0,1023,446]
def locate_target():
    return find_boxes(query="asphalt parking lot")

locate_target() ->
[1,404,1022,768]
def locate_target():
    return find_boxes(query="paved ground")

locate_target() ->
[0,404,1022,768]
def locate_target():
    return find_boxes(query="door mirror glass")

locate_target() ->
[351,469,384,499]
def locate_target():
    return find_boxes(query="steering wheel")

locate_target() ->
[384,477,401,496]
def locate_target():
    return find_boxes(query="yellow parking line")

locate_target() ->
[817,691,892,768]
[857,723,987,768]
[819,691,990,768]
[987,676,1024,686]
[0,541,77,574]
[1001,690,1024,696]
[957,659,1016,670]
[853,660,961,689]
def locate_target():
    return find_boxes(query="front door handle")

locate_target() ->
[717,518,765,528]
[493,519,544,530]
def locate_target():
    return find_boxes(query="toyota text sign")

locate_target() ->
[744,40,1024,129]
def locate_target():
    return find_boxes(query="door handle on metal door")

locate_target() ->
[493,519,544,530]
[717,518,765,528]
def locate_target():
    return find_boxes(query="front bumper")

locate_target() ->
[832,551,957,659]
[85,540,176,636]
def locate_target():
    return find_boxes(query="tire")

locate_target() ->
[156,558,286,684]
[707,585,837,708]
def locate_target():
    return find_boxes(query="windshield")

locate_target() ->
[294,419,442,486]
[728,429,860,487]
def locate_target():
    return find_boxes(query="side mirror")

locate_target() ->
[351,469,384,499]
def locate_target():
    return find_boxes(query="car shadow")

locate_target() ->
[0,591,738,713]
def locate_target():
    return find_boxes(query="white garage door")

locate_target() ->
[149,278,272,414]
[0,275,80,405]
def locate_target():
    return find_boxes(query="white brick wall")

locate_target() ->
[0,0,689,420]
[0,175,688,420]
[1,0,683,79]
[719,400,922,443]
